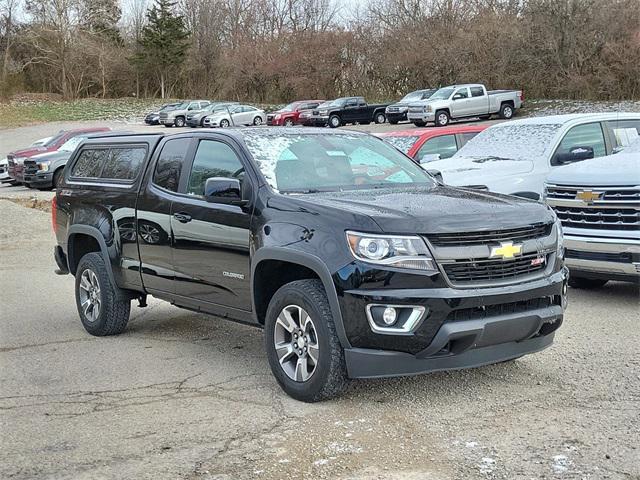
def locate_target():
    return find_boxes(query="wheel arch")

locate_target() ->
[251,247,351,348]
[67,225,116,286]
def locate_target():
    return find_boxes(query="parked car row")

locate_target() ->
[142,82,524,131]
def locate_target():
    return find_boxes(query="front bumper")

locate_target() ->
[186,118,202,127]
[339,269,567,378]
[144,116,159,125]
[564,234,640,282]
[303,116,329,127]
[407,112,435,123]
[23,171,53,187]
[386,111,408,122]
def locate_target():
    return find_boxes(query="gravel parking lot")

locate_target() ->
[0,120,639,479]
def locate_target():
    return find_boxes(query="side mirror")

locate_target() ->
[557,146,595,164]
[420,153,441,164]
[426,169,443,183]
[452,94,465,100]
[204,177,245,205]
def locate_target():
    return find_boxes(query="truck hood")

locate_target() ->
[546,153,640,186]
[9,146,52,159]
[427,156,535,187]
[30,150,70,162]
[280,186,553,234]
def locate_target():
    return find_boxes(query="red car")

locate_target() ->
[7,127,110,183]
[377,124,488,163]
[267,100,325,126]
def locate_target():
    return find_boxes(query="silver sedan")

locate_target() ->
[203,105,267,128]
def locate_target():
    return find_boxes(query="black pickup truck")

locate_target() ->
[52,128,568,402]
[306,97,391,128]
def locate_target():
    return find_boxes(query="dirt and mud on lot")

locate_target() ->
[1,117,639,480]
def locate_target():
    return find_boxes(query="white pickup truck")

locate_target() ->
[428,113,640,200]
[407,84,523,127]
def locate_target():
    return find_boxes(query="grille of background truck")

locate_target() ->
[546,185,640,231]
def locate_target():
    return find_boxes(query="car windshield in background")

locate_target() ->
[280,103,297,112]
[161,104,179,111]
[454,124,562,161]
[381,135,420,154]
[401,91,428,102]
[44,132,66,147]
[429,88,455,100]
[59,136,86,152]
[243,133,435,193]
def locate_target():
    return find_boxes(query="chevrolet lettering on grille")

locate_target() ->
[490,241,523,259]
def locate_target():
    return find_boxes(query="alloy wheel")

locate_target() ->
[139,223,160,244]
[273,305,319,382]
[79,269,101,322]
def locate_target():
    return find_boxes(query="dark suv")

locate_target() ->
[52,128,568,401]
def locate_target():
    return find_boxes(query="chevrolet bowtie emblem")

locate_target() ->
[575,190,603,204]
[490,241,522,259]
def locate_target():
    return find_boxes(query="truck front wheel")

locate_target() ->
[264,279,348,402]
[75,253,131,336]
[435,110,450,127]
[329,115,341,128]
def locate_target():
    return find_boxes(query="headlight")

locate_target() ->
[399,107,408,112]
[424,105,432,113]
[346,231,436,271]
[38,161,51,171]
[274,114,281,120]
[319,110,328,115]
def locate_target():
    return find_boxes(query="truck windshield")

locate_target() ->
[243,133,435,193]
[328,98,347,107]
[454,124,562,161]
[430,88,455,100]
[401,90,429,102]
[280,103,298,112]
[59,136,87,152]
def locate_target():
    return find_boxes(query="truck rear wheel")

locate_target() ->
[264,279,348,402]
[568,277,608,289]
[435,110,450,127]
[174,116,186,127]
[499,103,514,119]
[75,253,131,336]
[374,112,386,124]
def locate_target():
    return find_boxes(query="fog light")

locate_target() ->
[382,307,397,325]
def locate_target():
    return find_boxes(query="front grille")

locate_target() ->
[565,249,637,264]
[546,185,640,202]
[442,252,549,285]
[554,206,639,231]
[23,160,38,175]
[408,106,423,113]
[387,107,399,113]
[447,296,558,322]
[428,223,551,247]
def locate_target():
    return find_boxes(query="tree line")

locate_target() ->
[1,0,638,102]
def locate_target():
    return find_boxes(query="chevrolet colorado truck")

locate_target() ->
[52,128,567,402]
[307,97,391,128]
[545,139,640,288]
[407,84,523,127]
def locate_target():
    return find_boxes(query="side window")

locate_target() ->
[453,88,469,99]
[153,138,191,192]
[604,120,640,149]
[552,122,606,165]
[186,140,244,197]
[101,147,146,180]
[345,98,358,107]
[416,135,458,160]
[470,87,484,97]
[458,132,481,148]
[71,148,109,178]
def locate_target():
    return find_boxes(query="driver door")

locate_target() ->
[450,88,471,117]
[170,136,253,310]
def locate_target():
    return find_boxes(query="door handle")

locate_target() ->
[173,212,192,223]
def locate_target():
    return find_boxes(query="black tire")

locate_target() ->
[435,110,450,127]
[568,276,608,289]
[164,124,173,128]
[253,116,263,126]
[359,121,371,125]
[53,168,64,189]
[284,118,294,127]
[328,115,341,128]
[200,118,206,127]
[174,116,186,127]
[499,103,514,119]
[374,112,386,124]
[413,121,426,127]
[220,118,230,128]
[264,279,349,402]
[75,253,131,336]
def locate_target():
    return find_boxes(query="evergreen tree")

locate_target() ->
[138,0,189,98]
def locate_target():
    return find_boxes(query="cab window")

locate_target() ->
[416,135,458,161]
[604,119,640,149]
[453,88,469,99]
[153,138,191,192]
[186,140,244,197]
[552,122,606,165]
[470,87,484,97]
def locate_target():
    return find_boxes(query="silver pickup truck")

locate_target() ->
[407,84,523,127]
[545,138,640,288]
